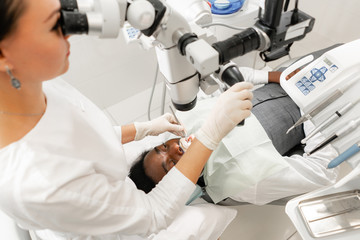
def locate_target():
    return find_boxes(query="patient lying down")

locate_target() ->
[129,83,339,205]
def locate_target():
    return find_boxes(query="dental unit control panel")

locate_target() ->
[59,0,314,111]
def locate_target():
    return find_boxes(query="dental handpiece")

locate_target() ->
[301,97,360,144]
[309,117,360,155]
[286,89,343,134]
[169,105,187,137]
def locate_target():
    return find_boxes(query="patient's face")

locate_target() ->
[144,138,185,183]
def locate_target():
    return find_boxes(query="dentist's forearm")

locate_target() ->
[175,139,212,184]
[121,124,136,144]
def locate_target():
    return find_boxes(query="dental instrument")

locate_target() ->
[169,105,187,137]
[328,142,360,169]
[286,90,343,134]
[301,97,360,144]
[309,117,360,155]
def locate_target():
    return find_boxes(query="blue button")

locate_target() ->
[209,0,245,15]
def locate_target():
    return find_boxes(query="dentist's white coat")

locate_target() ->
[0,78,197,239]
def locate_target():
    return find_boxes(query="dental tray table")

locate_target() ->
[286,176,360,240]
[298,190,360,238]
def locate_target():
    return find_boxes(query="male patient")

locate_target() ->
[128,68,339,205]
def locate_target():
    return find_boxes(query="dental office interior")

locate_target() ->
[2,0,360,239]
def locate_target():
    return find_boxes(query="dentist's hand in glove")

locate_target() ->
[195,82,254,150]
[134,113,185,141]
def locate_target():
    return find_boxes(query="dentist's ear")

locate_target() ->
[0,49,5,69]
[0,49,4,71]
[0,49,12,72]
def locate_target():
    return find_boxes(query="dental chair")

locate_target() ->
[209,43,345,207]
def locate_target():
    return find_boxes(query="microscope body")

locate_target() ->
[60,0,222,111]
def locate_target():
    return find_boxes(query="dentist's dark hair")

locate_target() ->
[0,0,27,41]
[128,151,156,194]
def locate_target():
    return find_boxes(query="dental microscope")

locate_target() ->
[59,0,314,111]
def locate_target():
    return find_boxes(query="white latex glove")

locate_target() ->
[134,113,185,141]
[195,82,254,150]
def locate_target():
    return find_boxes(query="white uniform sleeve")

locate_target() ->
[17,155,195,237]
[238,67,269,85]
[149,203,237,240]
[230,120,339,205]
[113,125,122,142]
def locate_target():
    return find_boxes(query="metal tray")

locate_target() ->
[298,190,360,238]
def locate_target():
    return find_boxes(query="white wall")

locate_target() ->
[62,35,162,111]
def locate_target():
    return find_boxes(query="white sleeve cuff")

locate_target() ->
[155,167,196,204]
[238,67,269,85]
[113,126,122,142]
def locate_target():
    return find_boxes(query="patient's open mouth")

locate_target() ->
[179,136,193,152]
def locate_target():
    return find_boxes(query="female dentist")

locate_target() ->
[0,0,253,239]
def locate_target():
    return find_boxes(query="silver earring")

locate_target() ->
[5,66,21,90]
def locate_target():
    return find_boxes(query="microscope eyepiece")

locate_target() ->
[60,11,89,36]
[60,0,79,11]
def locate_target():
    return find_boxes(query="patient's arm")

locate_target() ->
[238,66,300,85]
[268,71,282,83]
[268,68,301,84]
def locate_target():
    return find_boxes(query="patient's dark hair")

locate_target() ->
[128,151,156,193]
